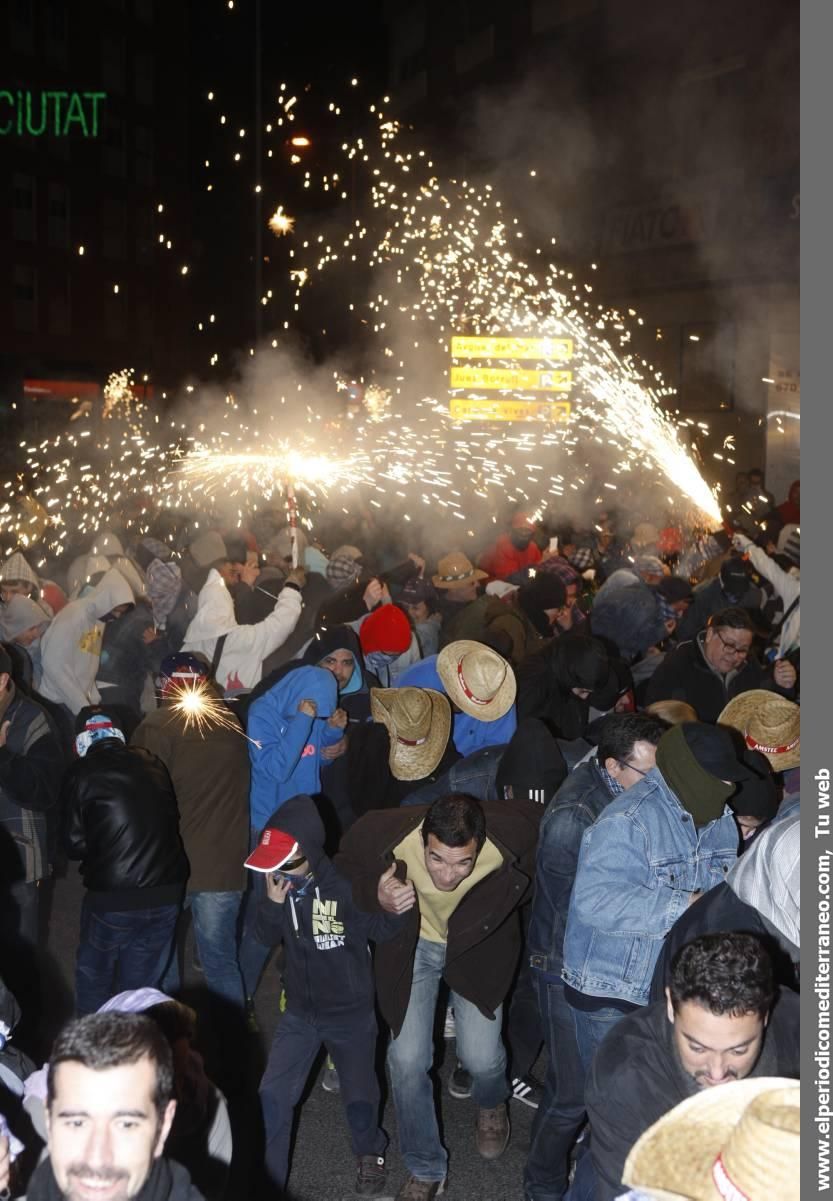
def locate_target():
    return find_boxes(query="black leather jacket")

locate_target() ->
[61,741,189,910]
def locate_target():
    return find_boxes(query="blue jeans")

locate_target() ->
[260,1007,386,1191]
[387,937,508,1180]
[162,891,245,1011]
[524,973,587,1201]
[400,744,507,807]
[76,898,180,1015]
[568,1002,627,1075]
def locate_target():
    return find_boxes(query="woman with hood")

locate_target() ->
[0,595,51,688]
[0,551,63,617]
[38,567,134,718]
[515,635,610,741]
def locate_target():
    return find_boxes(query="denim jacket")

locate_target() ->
[527,757,615,980]
[561,766,738,1006]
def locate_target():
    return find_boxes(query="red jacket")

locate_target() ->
[479,535,542,582]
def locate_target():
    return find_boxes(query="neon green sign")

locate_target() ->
[0,90,107,137]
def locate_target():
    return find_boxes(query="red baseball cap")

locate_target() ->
[244,827,301,873]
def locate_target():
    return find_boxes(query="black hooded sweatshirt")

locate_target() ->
[515,635,609,740]
[253,794,406,1019]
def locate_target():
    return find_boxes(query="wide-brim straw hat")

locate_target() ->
[718,690,800,772]
[371,686,451,781]
[623,1077,799,1201]
[436,640,516,721]
[432,551,487,591]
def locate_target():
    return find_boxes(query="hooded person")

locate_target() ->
[727,749,780,850]
[398,576,443,658]
[589,567,671,662]
[0,596,51,688]
[38,567,135,717]
[479,574,569,666]
[299,624,378,722]
[478,512,543,582]
[398,641,518,757]
[346,686,458,817]
[356,602,420,687]
[515,634,610,741]
[246,665,344,834]
[245,794,406,1196]
[676,554,765,643]
[0,551,61,618]
[134,538,184,635]
[66,529,146,601]
[181,550,304,697]
[650,813,800,1001]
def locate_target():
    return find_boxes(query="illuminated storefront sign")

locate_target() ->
[450,365,572,392]
[450,397,571,422]
[0,90,107,137]
[450,335,573,361]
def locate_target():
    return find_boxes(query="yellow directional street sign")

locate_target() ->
[450,335,573,361]
[450,366,572,392]
[450,397,572,422]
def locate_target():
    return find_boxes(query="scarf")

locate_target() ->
[655,722,734,826]
[598,761,625,797]
[146,559,183,630]
[26,1155,204,1200]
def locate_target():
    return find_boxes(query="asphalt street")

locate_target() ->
[38,863,538,1201]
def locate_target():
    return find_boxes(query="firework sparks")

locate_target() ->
[168,680,261,747]
[268,205,295,236]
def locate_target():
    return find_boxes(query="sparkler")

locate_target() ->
[168,680,261,748]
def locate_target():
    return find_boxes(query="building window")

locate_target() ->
[679,324,735,412]
[104,114,126,177]
[102,196,127,260]
[11,0,34,53]
[13,265,38,333]
[135,125,154,186]
[48,182,70,249]
[48,274,71,335]
[135,52,154,105]
[13,174,37,243]
[45,0,69,63]
[102,32,127,92]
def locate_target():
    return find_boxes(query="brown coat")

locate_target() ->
[335,801,540,1036]
[131,703,250,893]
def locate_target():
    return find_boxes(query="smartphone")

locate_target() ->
[548,536,559,554]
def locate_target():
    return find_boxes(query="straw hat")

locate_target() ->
[623,1077,799,1201]
[371,687,451,780]
[432,551,487,591]
[718,690,800,772]
[436,640,516,721]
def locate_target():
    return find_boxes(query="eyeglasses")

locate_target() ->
[615,759,649,777]
[713,629,751,659]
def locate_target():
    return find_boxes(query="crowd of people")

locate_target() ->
[0,470,801,1200]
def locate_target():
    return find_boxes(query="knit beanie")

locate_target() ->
[655,723,736,826]
[359,604,412,655]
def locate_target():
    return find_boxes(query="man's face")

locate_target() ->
[447,580,479,603]
[1,581,30,603]
[666,995,766,1088]
[604,738,658,790]
[319,649,355,689]
[216,561,239,587]
[510,527,533,549]
[46,1057,175,1201]
[405,600,430,624]
[423,833,479,892]
[704,626,753,674]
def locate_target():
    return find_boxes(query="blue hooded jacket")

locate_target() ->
[248,666,341,830]
[398,655,517,756]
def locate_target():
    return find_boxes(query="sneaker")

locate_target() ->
[511,1074,544,1110]
[448,1061,472,1099]
[443,1005,456,1039]
[322,1057,340,1093]
[355,1154,387,1196]
[476,1104,510,1160]
[395,1175,446,1201]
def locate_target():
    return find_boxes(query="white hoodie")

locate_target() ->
[182,568,303,694]
[39,567,135,714]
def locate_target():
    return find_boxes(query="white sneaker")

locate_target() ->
[443,1006,456,1040]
